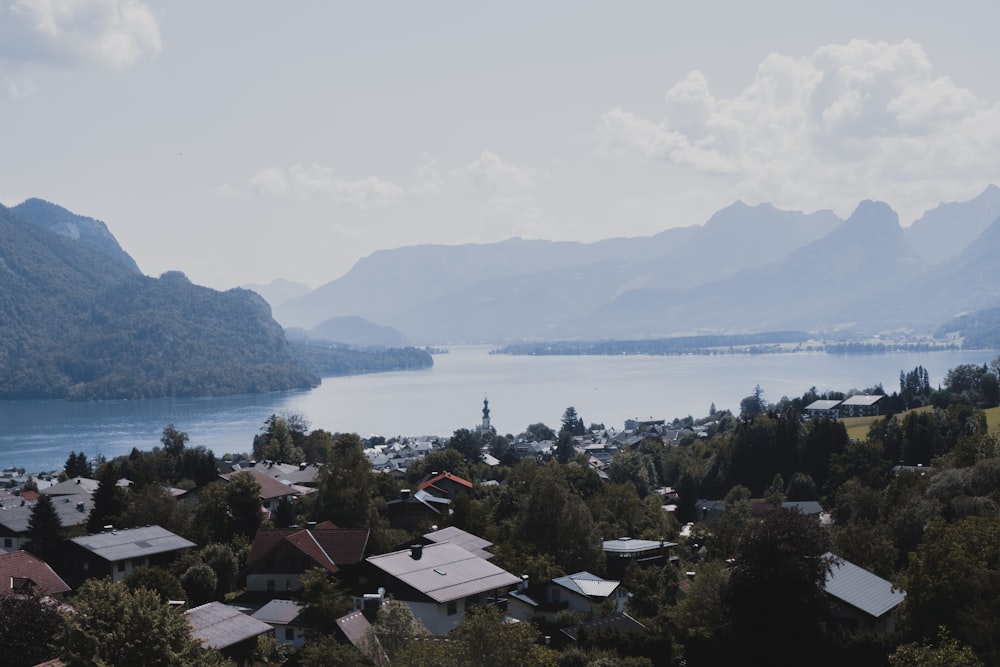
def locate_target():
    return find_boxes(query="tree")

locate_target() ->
[361,597,425,665]
[297,567,353,637]
[899,516,1000,662]
[0,592,66,667]
[59,578,225,666]
[124,566,186,604]
[524,422,556,442]
[193,474,263,544]
[890,628,984,667]
[160,423,189,460]
[64,450,92,478]
[200,543,239,600]
[297,634,368,667]
[116,483,191,536]
[739,384,766,418]
[87,462,124,533]
[255,414,306,464]
[24,493,63,556]
[561,406,585,436]
[722,508,831,666]
[447,428,484,464]
[180,562,218,607]
[448,605,558,667]
[515,464,602,573]
[310,432,377,529]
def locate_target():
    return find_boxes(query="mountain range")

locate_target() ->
[270,185,1000,345]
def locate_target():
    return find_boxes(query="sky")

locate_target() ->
[3,1,1000,291]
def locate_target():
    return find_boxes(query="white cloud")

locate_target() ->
[599,39,1000,222]
[0,0,161,69]
[250,165,403,209]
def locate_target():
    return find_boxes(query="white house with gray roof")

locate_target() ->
[365,541,520,636]
[59,525,196,587]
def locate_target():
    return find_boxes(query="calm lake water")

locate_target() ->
[1,346,996,473]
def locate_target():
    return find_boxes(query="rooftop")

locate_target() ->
[423,526,495,560]
[251,599,305,626]
[552,571,620,599]
[69,525,195,563]
[823,553,906,618]
[0,550,71,596]
[367,541,520,604]
[187,602,273,650]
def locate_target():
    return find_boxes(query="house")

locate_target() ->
[0,493,91,553]
[251,599,307,648]
[0,550,71,596]
[602,537,677,579]
[242,521,370,596]
[187,601,273,667]
[417,471,473,499]
[386,488,451,531]
[221,468,301,515]
[838,394,885,418]
[365,541,520,636]
[509,571,627,623]
[803,399,842,419]
[549,571,627,618]
[823,553,905,634]
[58,525,196,587]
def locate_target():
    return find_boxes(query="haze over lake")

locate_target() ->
[1,346,995,474]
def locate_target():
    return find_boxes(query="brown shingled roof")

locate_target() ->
[0,551,71,596]
[221,469,298,501]
[246,525,370,575]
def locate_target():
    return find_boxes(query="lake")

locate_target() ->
[1,346,996,473]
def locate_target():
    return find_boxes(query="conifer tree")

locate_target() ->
[25,493,63,556]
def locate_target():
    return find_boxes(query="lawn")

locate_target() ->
[839,404,1000,441]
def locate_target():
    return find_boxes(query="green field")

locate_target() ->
[840,404,1000,441]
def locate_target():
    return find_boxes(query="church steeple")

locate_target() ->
[481,396,491,432]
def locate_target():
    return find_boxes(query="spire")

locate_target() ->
[481,397,491,431]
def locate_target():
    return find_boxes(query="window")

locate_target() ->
[3,538,11,548]
[446,600,457,616]
[267,580,275,592]
[284,629,294,641]
[117,561,126,573]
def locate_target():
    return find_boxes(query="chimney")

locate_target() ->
[410,544,423,560]
[400,489,411,500]
[518,574,529,592]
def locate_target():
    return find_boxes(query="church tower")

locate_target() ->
[481,396,491,432]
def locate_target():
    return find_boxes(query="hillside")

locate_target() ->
[0,203,319,399]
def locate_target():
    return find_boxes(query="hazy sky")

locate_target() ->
[3,1,1000,290]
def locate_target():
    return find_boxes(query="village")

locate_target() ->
[0,388,926,667]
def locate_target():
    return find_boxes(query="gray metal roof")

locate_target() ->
[187,602,273,649]
[251,599,305,626]
[0,493,91,533]
[603,537,676,555]
[823,553,905,618]
[804,399,842,411]
[70,525,195,562]
[367,542,520,603]
[840,394,884,407]
[423,526,495,559]
[552,571,620,599]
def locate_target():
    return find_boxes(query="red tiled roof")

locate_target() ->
[417,472,473,493]
[0,551,71,596]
